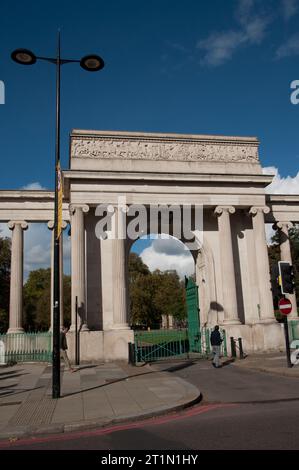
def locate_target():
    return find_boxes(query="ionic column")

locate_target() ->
[8,221,28,333]
[69,204,89,332]
[214,206,240,324]
[48,220,67,330]
[112,205,129,329]
[249,206,275,322]
[277,221,298,318]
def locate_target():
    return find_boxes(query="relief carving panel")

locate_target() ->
[71,137,259,163]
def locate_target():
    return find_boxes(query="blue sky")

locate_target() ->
[0,0,299,190]
[1,0,299,277]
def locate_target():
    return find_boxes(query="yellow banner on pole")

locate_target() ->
[57,161,63,239]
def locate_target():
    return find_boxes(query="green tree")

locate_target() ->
[0,237,11,333]
[128,253,154,327]
[128,253,187,328]
[152,270,186,322]
[128,252,150,282]
[23,268,71,331]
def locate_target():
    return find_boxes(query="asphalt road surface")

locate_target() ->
[1,360,299,450]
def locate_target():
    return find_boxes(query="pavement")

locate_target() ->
[0,361,201,440]
[1,352,298,443]
[232,351,299,378]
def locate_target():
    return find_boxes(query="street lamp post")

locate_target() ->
[11,33,104,398]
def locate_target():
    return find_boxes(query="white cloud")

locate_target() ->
[263,166,299,194]
[197,30,247,67]
[140,236,195,279]
[21,182,47,190]
[197,0,269,66]
[0,182,70,280]
[0,221,71,280]
[276,33,299,59]
[265,224,276,246]
[263,166,299,244]
[282,0,298,21]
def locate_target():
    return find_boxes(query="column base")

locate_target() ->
[109,323,131,330]
[256,318,276,324]
[7,327,25,334]
[218,322,285,354]
[69,324,90,332]
[66,329,134,362]
[222,319,241,325]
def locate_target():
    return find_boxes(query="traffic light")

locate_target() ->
[278,261,295,295]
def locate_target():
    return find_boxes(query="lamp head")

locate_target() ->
[11,49,37,65]
[80,54,104,72]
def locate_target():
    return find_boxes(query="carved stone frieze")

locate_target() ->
[71,137,259,163]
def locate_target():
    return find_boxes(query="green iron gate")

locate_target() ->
[185,276,201,353]
[0,332,52,363]
[133,327,227,362]
[133,277,227,362]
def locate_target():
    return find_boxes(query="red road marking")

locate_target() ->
[0,403,236,449]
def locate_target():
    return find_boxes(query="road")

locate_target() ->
[1,360,299,450]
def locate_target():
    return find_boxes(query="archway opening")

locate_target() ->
[128,234,195,330]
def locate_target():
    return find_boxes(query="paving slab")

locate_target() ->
[233,352,299,378]
[0,361,201,440]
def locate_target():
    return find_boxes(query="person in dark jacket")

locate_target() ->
[210,325,222,368]
[60,327,75,372]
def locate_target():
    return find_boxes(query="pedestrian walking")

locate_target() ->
[210,325,223,368]
[60,326,75,372]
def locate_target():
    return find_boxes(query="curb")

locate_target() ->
[232,361,299,378]
[0,382,202,442]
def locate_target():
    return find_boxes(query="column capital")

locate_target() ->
[276,221,293,231]
[47,220,68,230]
[214,206,235,216]
[249,206,270,217]
[8,221,28,231]
[69,204,89,215]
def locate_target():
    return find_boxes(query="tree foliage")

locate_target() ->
[23,268,71,331]
[128,253,187,328]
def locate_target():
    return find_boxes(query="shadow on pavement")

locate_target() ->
[221,359,236,367]
[73,365,97,371]
[0,386,43,399]
[151,360,196,373]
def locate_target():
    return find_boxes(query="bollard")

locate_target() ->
[128,342,136,365]
[238,337,244,359]
[230,337,237,358]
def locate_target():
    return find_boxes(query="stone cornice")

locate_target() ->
[71,129,259,144]
[70,130,260,164]
[0,190,55,200]
[63,170,271,185]
[266,195,299,203]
